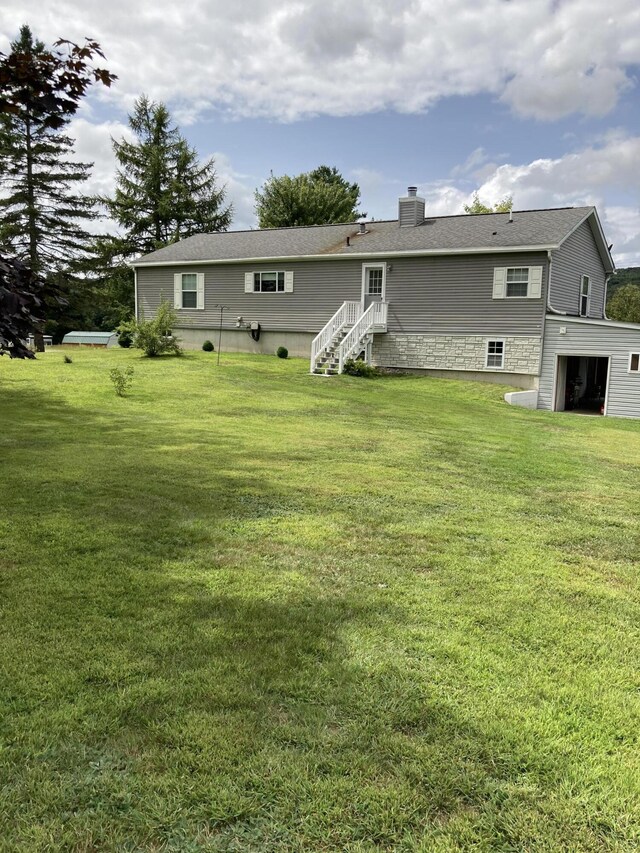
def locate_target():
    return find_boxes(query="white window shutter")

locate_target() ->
[244,272,253,293]
[174,273,182,309]
[196,272,205,309]
[528,266,542,299]
[284,271,294,292]
[492,267,506,299]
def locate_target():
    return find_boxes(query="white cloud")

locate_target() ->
[410,134,640,264]
[67,117,132,198]
[602,206,640,267]
[450,147,493,178]
[208,152,257,231]
[468,133,640,208]
[1,0,638,122]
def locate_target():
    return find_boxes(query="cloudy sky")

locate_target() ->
[2,0,639,263]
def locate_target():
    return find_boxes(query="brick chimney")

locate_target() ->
[398,186,425,227]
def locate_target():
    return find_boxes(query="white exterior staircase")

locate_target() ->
[310,300,388,374]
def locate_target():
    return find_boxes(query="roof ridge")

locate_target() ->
[133,205,602,267]
[182,205,592,239]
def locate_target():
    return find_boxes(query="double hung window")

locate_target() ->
[174,272,204,309]
[579,275,590,316]
[486,340,505,369]
[506,268,529,298]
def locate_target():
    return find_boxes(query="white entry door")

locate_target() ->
[362,263,386,311]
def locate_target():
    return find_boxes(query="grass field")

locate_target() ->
[1,348,640,851]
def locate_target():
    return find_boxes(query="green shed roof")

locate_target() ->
[62,331,117,344]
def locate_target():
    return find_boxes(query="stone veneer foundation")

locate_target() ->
[372,334,541,378]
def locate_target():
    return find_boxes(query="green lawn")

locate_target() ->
[1,348,640,851]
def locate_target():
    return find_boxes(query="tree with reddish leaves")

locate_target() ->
[0,27,115,131]
[0,257,64,359]
[0,24,116,355]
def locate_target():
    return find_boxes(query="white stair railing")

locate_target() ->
[310,301,360,372]
[338,302,388,373]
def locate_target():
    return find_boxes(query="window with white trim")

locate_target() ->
[181,273,198,308]
[174,272,204,309]
[493,266,542,299]
[580,275,590,317]
[486,339,505,369]
[254,271,285,292]
[244,271,293,293]
[629,353,640,373]
[506,267,529,297]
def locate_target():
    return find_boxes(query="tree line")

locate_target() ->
[0,25,237,350]
[1,24,638,357]
[0,24,369,353]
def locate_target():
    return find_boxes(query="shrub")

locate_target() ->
[202,340,214,352]
[63,354,73,364]
[276,346,288,359]
[109,366,134,397]
[117,300,182,357]
[343,358,378,378]
[118,330,132,348]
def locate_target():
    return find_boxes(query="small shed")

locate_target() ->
[62,331,118,348]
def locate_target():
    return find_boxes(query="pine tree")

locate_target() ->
[105,96,232,258]
[0,26,101,277]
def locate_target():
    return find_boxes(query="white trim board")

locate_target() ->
[545,315,640,332]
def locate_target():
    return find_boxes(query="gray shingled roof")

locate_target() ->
[134,207,596,266]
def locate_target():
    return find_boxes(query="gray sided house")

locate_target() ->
[133,188,640,418]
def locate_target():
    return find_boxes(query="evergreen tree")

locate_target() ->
[255,165,364,229]
[0,26,102,276]
[0,24,115,351]
[105,96,232,258]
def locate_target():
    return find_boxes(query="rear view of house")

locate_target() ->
[133,188,640,417]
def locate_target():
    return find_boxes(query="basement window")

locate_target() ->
[629,353,640,373]
[486,339,505,369]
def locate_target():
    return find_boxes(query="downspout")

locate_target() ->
[537,251,553,380]
[134,267,139,321]
[545,250,567,315]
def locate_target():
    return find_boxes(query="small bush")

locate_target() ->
[63,354,73,364]
[109,366,134,397]
[343,358,378,378]
[276,346,288,359]
[117,301,182,357]
[118,331,132,348]
[202,340,214,352]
